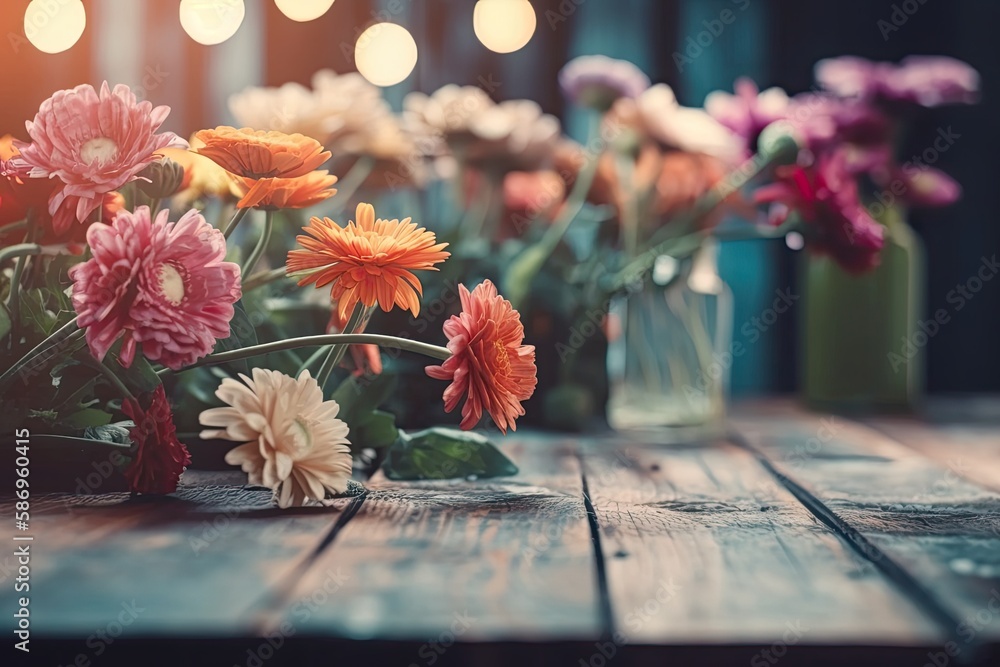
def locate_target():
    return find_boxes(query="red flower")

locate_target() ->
[426,280,537,434]
[755,150,884,273]
[121,385,191,494]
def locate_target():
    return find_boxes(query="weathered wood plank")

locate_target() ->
[269,435,603,641]
[868,417,1000,495]
[0,480,350,640]
[732,404,1000,650]
[581,436,939,645]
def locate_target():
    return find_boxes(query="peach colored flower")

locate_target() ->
[426,280,537,434]
[69,206,242,369]
[193,126,331,179]
[14,83,186,234]
[287,202,450,320]
[235,171,338,210]
[201,369,353,508]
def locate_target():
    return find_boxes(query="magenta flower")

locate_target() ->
[559,55,651,111]
[705,78,790,155]
[755,150,884,273]
[14,83,187,234]
[815,55,979,107]
[69,206,241,370]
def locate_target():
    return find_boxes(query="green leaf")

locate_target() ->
[63,408,113,429]
[502,243,550,311]
[350,409,398,451]
[107,351,160,394]
[18,288,57,336]
[381,427,518,481]
[212,300,258,373]
[331,373,398,424]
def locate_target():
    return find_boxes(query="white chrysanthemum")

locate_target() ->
[612,84,742,164]
[200,369,352,508]
[404,85,561,172]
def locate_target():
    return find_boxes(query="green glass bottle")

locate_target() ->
[801,205,924,413]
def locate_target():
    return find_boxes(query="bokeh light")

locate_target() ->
[24,0,87,54]
[274,0,336,22]
[355,23,419,87]
[179,0,246,46]
[473,0,537,54]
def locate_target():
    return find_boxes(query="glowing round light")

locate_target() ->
[785,231,805,251]
[355,23,418,87]
[179,0,245,46]
[473,0,536,54]
[24,0,86,54]
[274,0,335,22]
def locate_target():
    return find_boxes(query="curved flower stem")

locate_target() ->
[0,220,28,238]
[223,207,250,240]
[315,303,370,391]
[242,266,288,292]
[159,333,451,375]
[241,210,273,276]
[0,243,43,267]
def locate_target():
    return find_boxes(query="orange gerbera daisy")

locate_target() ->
[235,171,338,210]
[287,202,450,320]
[425,280,537,434]
[193,126,331,179]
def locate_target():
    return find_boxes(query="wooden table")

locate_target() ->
[5,400,1000,666]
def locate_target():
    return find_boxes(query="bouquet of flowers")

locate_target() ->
[0,83,537,507]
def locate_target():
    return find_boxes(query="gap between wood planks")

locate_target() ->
[729,430,967,639]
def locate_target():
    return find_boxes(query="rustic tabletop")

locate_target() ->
[5,400,1000,666]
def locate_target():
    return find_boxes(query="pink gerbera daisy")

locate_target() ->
[14,82,187,234]
[69,206,242,370]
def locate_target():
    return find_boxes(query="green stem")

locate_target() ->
[296,345,333,376]
[223,207,250,240]
[5,253,27,340]
[87,358,136,402]
[242,266,288,292]
[0,319,82,391]
[0,220,28,238]
[159,333,451,375]
[314,302,368,391]
[241,210,273,276]
[328,156,377,210]
[0,243,43,267]
[149,198,162,217]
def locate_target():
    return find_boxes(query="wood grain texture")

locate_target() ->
[868,417,1000,495]
[0,481,348,638]
[270,435,604,641]
[580,436,938,645]
[732,404,1000,648]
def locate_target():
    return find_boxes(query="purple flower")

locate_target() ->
[888,56,980,107]
[705,78,790,155]
[559,55,650,112]
[815,55,979,107]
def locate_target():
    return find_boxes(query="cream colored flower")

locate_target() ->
[200,369,352,508]
[404,85,561,172]
[229,70,425,188]
[610,84,742,164]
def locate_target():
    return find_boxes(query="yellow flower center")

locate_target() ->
[157,264,186,306]
[493,339,511,376]
[80,137,119,166]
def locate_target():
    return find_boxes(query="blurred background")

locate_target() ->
[3,0,997,397]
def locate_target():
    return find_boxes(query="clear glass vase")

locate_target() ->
[607,242,733,439]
